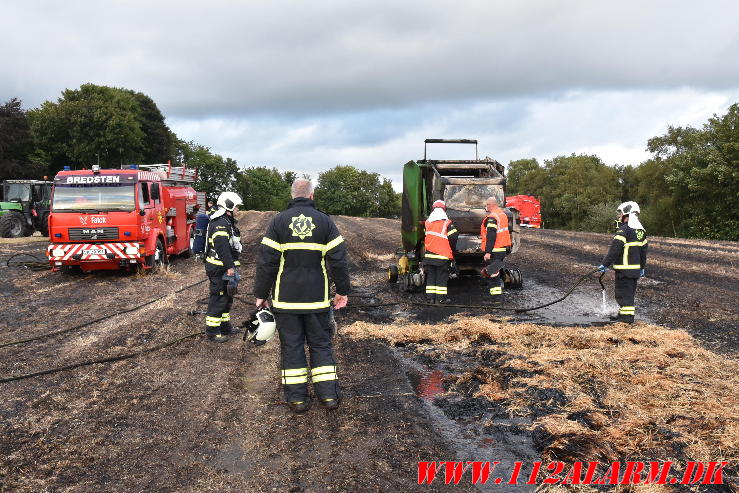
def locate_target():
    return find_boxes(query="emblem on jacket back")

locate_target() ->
[289,214,316,239]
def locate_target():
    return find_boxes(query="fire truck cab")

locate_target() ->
[47,163,205,272]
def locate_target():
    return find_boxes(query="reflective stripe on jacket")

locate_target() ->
[424,219,455,260]
[601,223,648,278]
[205,214,241,269]
[253,198,351,313]
[480,210,511,253]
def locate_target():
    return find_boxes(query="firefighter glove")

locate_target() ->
[230,235,243,253]
[223,270,241,296]
[597,264,607,273]
[640,269,645,277]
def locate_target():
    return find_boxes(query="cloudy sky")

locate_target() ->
[4,0,739,187]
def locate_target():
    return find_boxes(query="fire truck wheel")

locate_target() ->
[148,238,167,273]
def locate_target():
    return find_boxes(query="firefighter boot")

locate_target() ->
[288,400,311,414]
[320,397,341,411]
[206,330,228,343]
[426,294,436,304]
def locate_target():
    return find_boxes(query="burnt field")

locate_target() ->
[0,212,737,492]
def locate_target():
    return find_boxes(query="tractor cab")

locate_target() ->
[0,180,53,237]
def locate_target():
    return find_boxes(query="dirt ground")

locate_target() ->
[0,213,737,492]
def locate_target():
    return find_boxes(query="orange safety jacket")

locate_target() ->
[424,219,455,260]
[480,210,511,252]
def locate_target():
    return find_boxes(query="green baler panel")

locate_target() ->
[401,160,425,252]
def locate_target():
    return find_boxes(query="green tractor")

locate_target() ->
[0,180,53,238]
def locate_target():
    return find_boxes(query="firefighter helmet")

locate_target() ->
[617,201,640,216]
[243,308,276,346]
[217,191,243,212]
[432,200,446,210]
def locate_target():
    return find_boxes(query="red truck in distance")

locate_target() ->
[47,163,205,272]
[505,195,542,228]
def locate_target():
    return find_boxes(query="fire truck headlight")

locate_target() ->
[125,247,139,255]
[52,248,65,257]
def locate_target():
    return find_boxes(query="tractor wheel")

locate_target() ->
[39,212,50,237]
[387,265,399,283]
[0,211,25,238]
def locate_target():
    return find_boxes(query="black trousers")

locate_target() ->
[485,252,506,297]
[425,261,450,298]
[276,311,339,402]
[615,273,638,321]
[205,268,233,334]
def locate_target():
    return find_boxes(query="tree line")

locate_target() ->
[507,103,738,241]
[1,84,736,238]
[0,84,401,218]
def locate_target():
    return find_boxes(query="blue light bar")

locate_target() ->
[63,166,71,171]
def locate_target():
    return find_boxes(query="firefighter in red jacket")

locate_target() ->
[481,196,512,301]
[424,200,459,304]
[598,201,648,323]
[254,179,351,414]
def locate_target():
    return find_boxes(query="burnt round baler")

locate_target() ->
[387,139,523,292]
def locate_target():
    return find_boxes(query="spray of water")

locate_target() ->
[601,289,608,315]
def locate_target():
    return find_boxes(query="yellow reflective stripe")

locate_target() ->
[324,235,344,252]
[492,247,507,252]
[321,256,329,306]
[312,373,338,383]
[489,287,502,295]
[282,368,308,376]
[614,235,627,242]
[205,257,223,265]
[272,300,331,310]
[619,306,635,314]
[447,228,457,235]
[282,376,308,385]
[221,313,230,321]
[487,224,498,229]
[425,253,450,260]
[435,287,447,294]
[613,264,641,269]
[261,237,283,251]
[282,242,325,251]
[311,365,336,375]
[205,316,221,326]
[234,260,240,266]
[211,231,229,239]
[274,254,285,302]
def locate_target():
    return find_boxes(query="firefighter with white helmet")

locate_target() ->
[203,191,243,342]
[423,200,459,304]
[597,201,648,323]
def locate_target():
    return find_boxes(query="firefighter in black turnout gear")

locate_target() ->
[204,192,243,342]
[598,201,648,323]
[254,179,351,414]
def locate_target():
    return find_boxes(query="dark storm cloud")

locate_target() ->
[3,0,739,116]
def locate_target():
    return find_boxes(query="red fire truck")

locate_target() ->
[47,163,205,272]
[505,195,542,228]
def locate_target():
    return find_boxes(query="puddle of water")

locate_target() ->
[398,350,539,492]
[408,369,446,400]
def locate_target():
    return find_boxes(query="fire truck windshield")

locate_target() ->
[52,183,136,212]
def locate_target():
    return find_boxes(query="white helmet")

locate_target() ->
[243,308,276,346]
[617,201,640,216]
[217,191,243,212]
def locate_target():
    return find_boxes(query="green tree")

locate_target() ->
[236,166,293,211]
[645,104,739,240]
[506,158,543,195]
[315,165,399,217]
[27,84,173,175]
[0,98,44,181]
[175,139,239,202]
